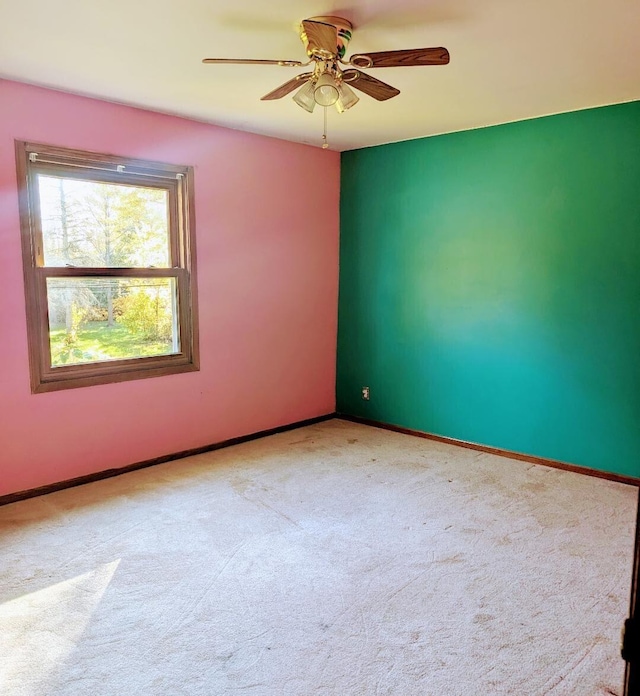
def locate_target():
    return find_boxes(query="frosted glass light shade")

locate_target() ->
[293,81,316,112]
[314,73,339,107]
[336,82,359,113]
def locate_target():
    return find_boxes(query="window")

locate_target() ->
[16,141,199,393]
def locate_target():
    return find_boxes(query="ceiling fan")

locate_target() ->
[203,16,450,118]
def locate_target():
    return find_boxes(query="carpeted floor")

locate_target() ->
[0,419,636,695]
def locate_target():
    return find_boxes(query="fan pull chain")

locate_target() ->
[322,107,329,149]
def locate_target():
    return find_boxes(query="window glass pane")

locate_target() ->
[47,278,179,367]
[38,176,170,268]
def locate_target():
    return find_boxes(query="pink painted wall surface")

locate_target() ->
[0,79,340,497]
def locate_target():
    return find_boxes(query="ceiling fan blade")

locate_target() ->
[261,73,313,100]
[349,47,450,68]
[342,70,400,101]
[301,19,338,57]
[203,58,303,66]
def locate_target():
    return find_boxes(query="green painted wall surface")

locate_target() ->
[337,101,640,477]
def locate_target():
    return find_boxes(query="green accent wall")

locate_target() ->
[337,101,640,478]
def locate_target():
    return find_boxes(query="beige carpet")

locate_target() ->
[0,419,635,695]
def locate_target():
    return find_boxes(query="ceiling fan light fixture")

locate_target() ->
[292,80,316,112]
[314,73,340,107]
[336,82,359,113]
[203,16,450,144]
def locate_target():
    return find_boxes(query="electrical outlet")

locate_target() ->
[361,386,370,400]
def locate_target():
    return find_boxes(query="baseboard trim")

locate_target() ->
[338,414,640,488]
[5,411,636,507]
[0,413,336,507]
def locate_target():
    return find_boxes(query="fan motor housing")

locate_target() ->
[301,16,353,59]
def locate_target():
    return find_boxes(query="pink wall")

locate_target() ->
[0,79,340,497]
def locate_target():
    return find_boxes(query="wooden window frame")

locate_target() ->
[15,141,200,393]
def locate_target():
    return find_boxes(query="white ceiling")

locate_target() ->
[1,0,639,151]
